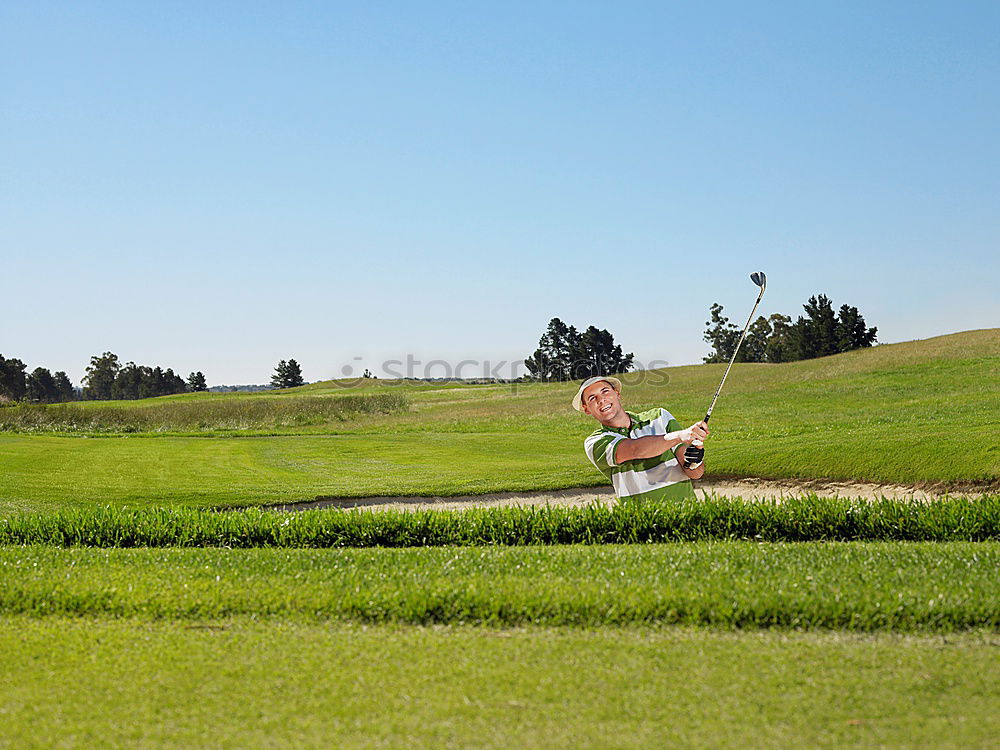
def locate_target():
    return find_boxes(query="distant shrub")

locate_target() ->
[0,394,408,434]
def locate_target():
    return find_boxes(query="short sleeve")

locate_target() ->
[584,431,625,474]
[659,409,682,437]
[658,409,683,459]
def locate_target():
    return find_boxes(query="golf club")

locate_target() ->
[684,271,767,469]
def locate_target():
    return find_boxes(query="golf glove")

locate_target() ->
[683,444,704,470]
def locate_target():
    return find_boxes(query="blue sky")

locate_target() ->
[2,1,998,384]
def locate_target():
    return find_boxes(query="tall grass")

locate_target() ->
[2,495,997,547]
[0,394,408,433]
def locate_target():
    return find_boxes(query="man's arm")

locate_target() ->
[614,421,709,463]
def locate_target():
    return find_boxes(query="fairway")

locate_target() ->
[0,432,593,513]
[1,330,997,513]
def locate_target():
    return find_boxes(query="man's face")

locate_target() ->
[581,381,624,424]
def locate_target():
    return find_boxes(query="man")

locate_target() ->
[573,375,709,502]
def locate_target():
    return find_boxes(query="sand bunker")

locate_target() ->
[270,476,990,512]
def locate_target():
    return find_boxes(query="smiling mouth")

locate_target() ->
[599,404,613,414]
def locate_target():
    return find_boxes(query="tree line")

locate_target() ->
[524,318,635,381]
[0,351,209,403]
[80,352,208,400]
[1,350,314,403]
[0,355,77,403]
[4,295,875,404]
[521,294,877,384]
[704,293,877,363]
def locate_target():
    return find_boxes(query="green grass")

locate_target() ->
[1,620,995,749]
[2,332,996,746]
[0,431,590,512]
[0,330,997,511]
[2,496,998,547]
[2,542,997,629]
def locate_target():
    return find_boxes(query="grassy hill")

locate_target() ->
[0,329,996,511]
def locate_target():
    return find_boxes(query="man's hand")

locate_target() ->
[682,444,705,470]
[678,421,709,445]
[679,421,709,471]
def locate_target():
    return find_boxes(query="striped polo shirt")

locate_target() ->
[584,407,696,502]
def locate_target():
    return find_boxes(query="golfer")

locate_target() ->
[574,376,709,502]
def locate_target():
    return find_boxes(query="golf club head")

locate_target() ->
[750,271,766,292]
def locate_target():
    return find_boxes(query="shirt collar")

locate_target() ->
[604,411,637,435]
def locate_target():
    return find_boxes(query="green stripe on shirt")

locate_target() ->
[584,408,695,502]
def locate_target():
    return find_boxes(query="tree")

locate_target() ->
[83,352,120,400]
[525,319,634,382]
[703,307,773,364]
[141,367,157,398]
[741,316,772,363]
[525,318,579,381]
[271,359,305,389]
[104,359,196,400]
[702,304,741,363]
[284,359,305,388]
[764,314,796,363]
[113,362,144,400]
[0,355,28,401]
[835,304,877,351]
[271,360,288,389]
[578,326,634,379]
[187,371,208,391]
[523,349,549,382]
[702,296,877,364]
[795,295,839,359]
[26,367,58,403]
[162,368,187,395]
[53,372,76,402]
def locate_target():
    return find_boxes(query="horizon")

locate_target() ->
[42,325,996,391]
[238,325,1000,387]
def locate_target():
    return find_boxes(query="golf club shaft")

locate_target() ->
[703,287,765,424]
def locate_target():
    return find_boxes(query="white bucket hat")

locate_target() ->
[572,376,623,412]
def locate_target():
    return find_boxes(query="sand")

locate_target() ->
[269,476,990,512]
